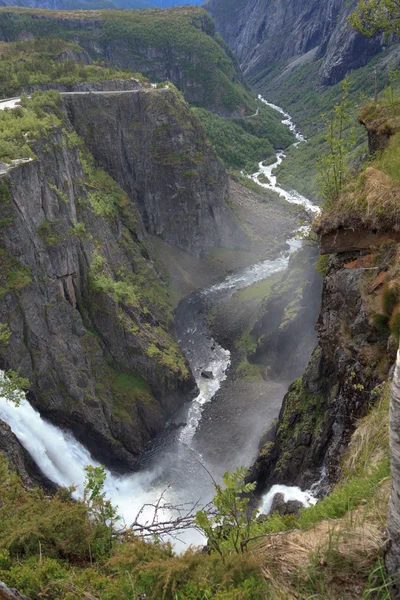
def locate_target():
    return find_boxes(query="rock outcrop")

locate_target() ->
[387,350,400,592]
[206,0,384,89]
[0,581,30,600]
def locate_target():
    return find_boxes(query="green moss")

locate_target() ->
[0,180,12,204]
[37,219,60,246]
[276,376,325,474]
[96,366,156,422]
[0,248,32,298]
[315,254,329,276]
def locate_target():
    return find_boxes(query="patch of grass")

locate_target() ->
[0,247,32,298]
[37,219,59,246]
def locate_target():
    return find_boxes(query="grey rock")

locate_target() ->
[201,370,214,380]
[270,493,303,517]
[248,250,388,493]
[0,109,201,471]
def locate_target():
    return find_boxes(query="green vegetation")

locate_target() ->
[37,219,60,246]
[0,247,32,298]
[0,90,62,164]
[0,38,144,99]
[194,104,294,172]
[0,386,391,599]
[349,0,400,37]
[315,94,400,234]
[0,454,267,599]
[316,80,355,208]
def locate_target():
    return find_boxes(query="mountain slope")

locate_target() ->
[205,0,384,89]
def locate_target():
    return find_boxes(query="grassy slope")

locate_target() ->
[0,382,391,599]
[0,38,146,98]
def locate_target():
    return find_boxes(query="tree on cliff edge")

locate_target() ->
[349,0,400,36]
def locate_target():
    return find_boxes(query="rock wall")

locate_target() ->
[248,251,389,493]
[63,87,248,256]
[205,0,384,88]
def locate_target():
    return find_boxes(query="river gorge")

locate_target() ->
[0,96,320,549]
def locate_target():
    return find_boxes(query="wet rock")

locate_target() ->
[201,371,214,380]
[270,493,303,517]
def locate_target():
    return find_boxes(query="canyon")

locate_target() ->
[0,1,399,597]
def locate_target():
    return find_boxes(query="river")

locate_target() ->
[0,97,320,549]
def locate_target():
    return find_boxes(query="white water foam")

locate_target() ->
[261,484,318,515]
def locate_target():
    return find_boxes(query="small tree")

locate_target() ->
[83,465,120,559]
[316,79,354,208]
[349,0,400,37]
[195,467,258,555]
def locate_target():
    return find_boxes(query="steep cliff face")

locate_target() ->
[0,92,209,471]
[205,0,383,88]
[63,87,247,256]
[0,7,252,115]
[248,250,389,493]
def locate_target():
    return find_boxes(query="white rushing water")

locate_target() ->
[261,484,318,515]
[0,97,320,546]
[249,96,320,215]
